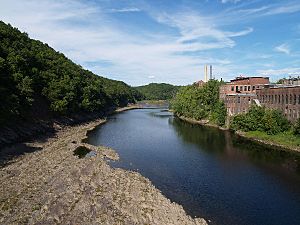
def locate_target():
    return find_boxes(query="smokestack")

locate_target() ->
[204,65,208,82]
[210,65,212,80]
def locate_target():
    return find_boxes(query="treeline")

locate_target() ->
[230,106,290,135]
[0,21,141,125]
[171,80,227,126]
[231,105,300,136]
[135,83,180,100]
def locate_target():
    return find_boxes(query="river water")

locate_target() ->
[87,108,300,225]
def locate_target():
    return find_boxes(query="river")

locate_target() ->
[87,108,300,225]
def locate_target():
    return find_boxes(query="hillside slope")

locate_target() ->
[135,83,180,100]
[0,21,141,145]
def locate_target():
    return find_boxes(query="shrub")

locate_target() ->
[293,118,300,136]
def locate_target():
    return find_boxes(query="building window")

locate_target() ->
[238,97,240,103]
[252,86,255,91]
[286,95,288,104]
[290,95,293,105]
[236,86,238,92]
[278,95,280,103]
[275,95,277,104]
[282,95,284,104]
[294,94,296,105]
[244,86,247,91]
[240,86,243,91]
[248,86,250,91]
[231,86,234,91]
[299,95,300,104]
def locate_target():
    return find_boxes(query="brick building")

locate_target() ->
[256,85,300,121]
[220,76,300,121]
[219,76,269,116]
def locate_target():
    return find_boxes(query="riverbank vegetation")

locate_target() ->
[171,80,300,150]
[0,21,141,125]
[230,106,290,135]
[243,130,300,150]
[171,80,227,126]
[230,106,300,149]
[135,83,180,100]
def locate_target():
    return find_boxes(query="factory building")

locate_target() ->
[220,76,300,121]
[256,84,300,121]
[219,76,269,116]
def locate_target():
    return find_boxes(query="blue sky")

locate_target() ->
[1,0,300,85]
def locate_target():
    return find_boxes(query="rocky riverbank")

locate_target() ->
[0,107,207,225]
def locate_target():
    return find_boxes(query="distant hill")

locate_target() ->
[135,83,180,100]
[0,21,142,125]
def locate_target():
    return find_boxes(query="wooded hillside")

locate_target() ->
[0,21,142,125]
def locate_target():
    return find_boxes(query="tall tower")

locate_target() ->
[209,65,213,80]
[204,65,208,82]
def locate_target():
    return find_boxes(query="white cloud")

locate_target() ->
[225,27,253,37]
[0,0,255,85]
[257,67,300,76]
[221,0,241,4]
[110,8,141,13]
[154,12,253,52]
[274,43,290,55]
[264,3,300,16]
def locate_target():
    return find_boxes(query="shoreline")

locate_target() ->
[176,114,300,154]
[235,130,300,154]
[0,105,207,225]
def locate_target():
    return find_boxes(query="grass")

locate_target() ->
[245,130,300,150]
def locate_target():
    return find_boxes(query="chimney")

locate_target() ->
[204,65,208,82]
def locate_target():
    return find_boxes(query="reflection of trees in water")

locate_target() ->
[232,135,300,174]
[169,117,300,175]
[169,117,228,154]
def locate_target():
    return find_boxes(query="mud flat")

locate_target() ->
[0,112,207,224]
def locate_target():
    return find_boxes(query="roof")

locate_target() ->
[230,76,269,82]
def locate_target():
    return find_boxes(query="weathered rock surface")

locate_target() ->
[0,118,207,225]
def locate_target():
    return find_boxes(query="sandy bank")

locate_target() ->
[0,107,207,225]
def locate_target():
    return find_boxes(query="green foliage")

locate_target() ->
[293,118,300,136]
[210,101,227,126]
[135,83,180,100]
[230,106,290,135]
[0,21,140,123]
[171,80,226,125]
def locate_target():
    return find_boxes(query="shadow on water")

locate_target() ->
[170,117,300,175]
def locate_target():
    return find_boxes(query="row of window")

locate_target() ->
[225,96,251,104]
[231,85,260,92]
[259,94,300,105]
[227,106,300,119]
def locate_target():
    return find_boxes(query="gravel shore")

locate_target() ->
[0,111,207,225]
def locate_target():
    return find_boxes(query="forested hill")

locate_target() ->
[0,21,142,126]
[135,83,180,100]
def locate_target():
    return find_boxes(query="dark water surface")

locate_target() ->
[87,108,300,225]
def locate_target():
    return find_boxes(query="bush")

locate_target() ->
[293,118,300,136]
[230,106,290,135]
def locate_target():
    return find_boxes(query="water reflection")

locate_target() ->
[87,109,300,225]
[170,117,300,175]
